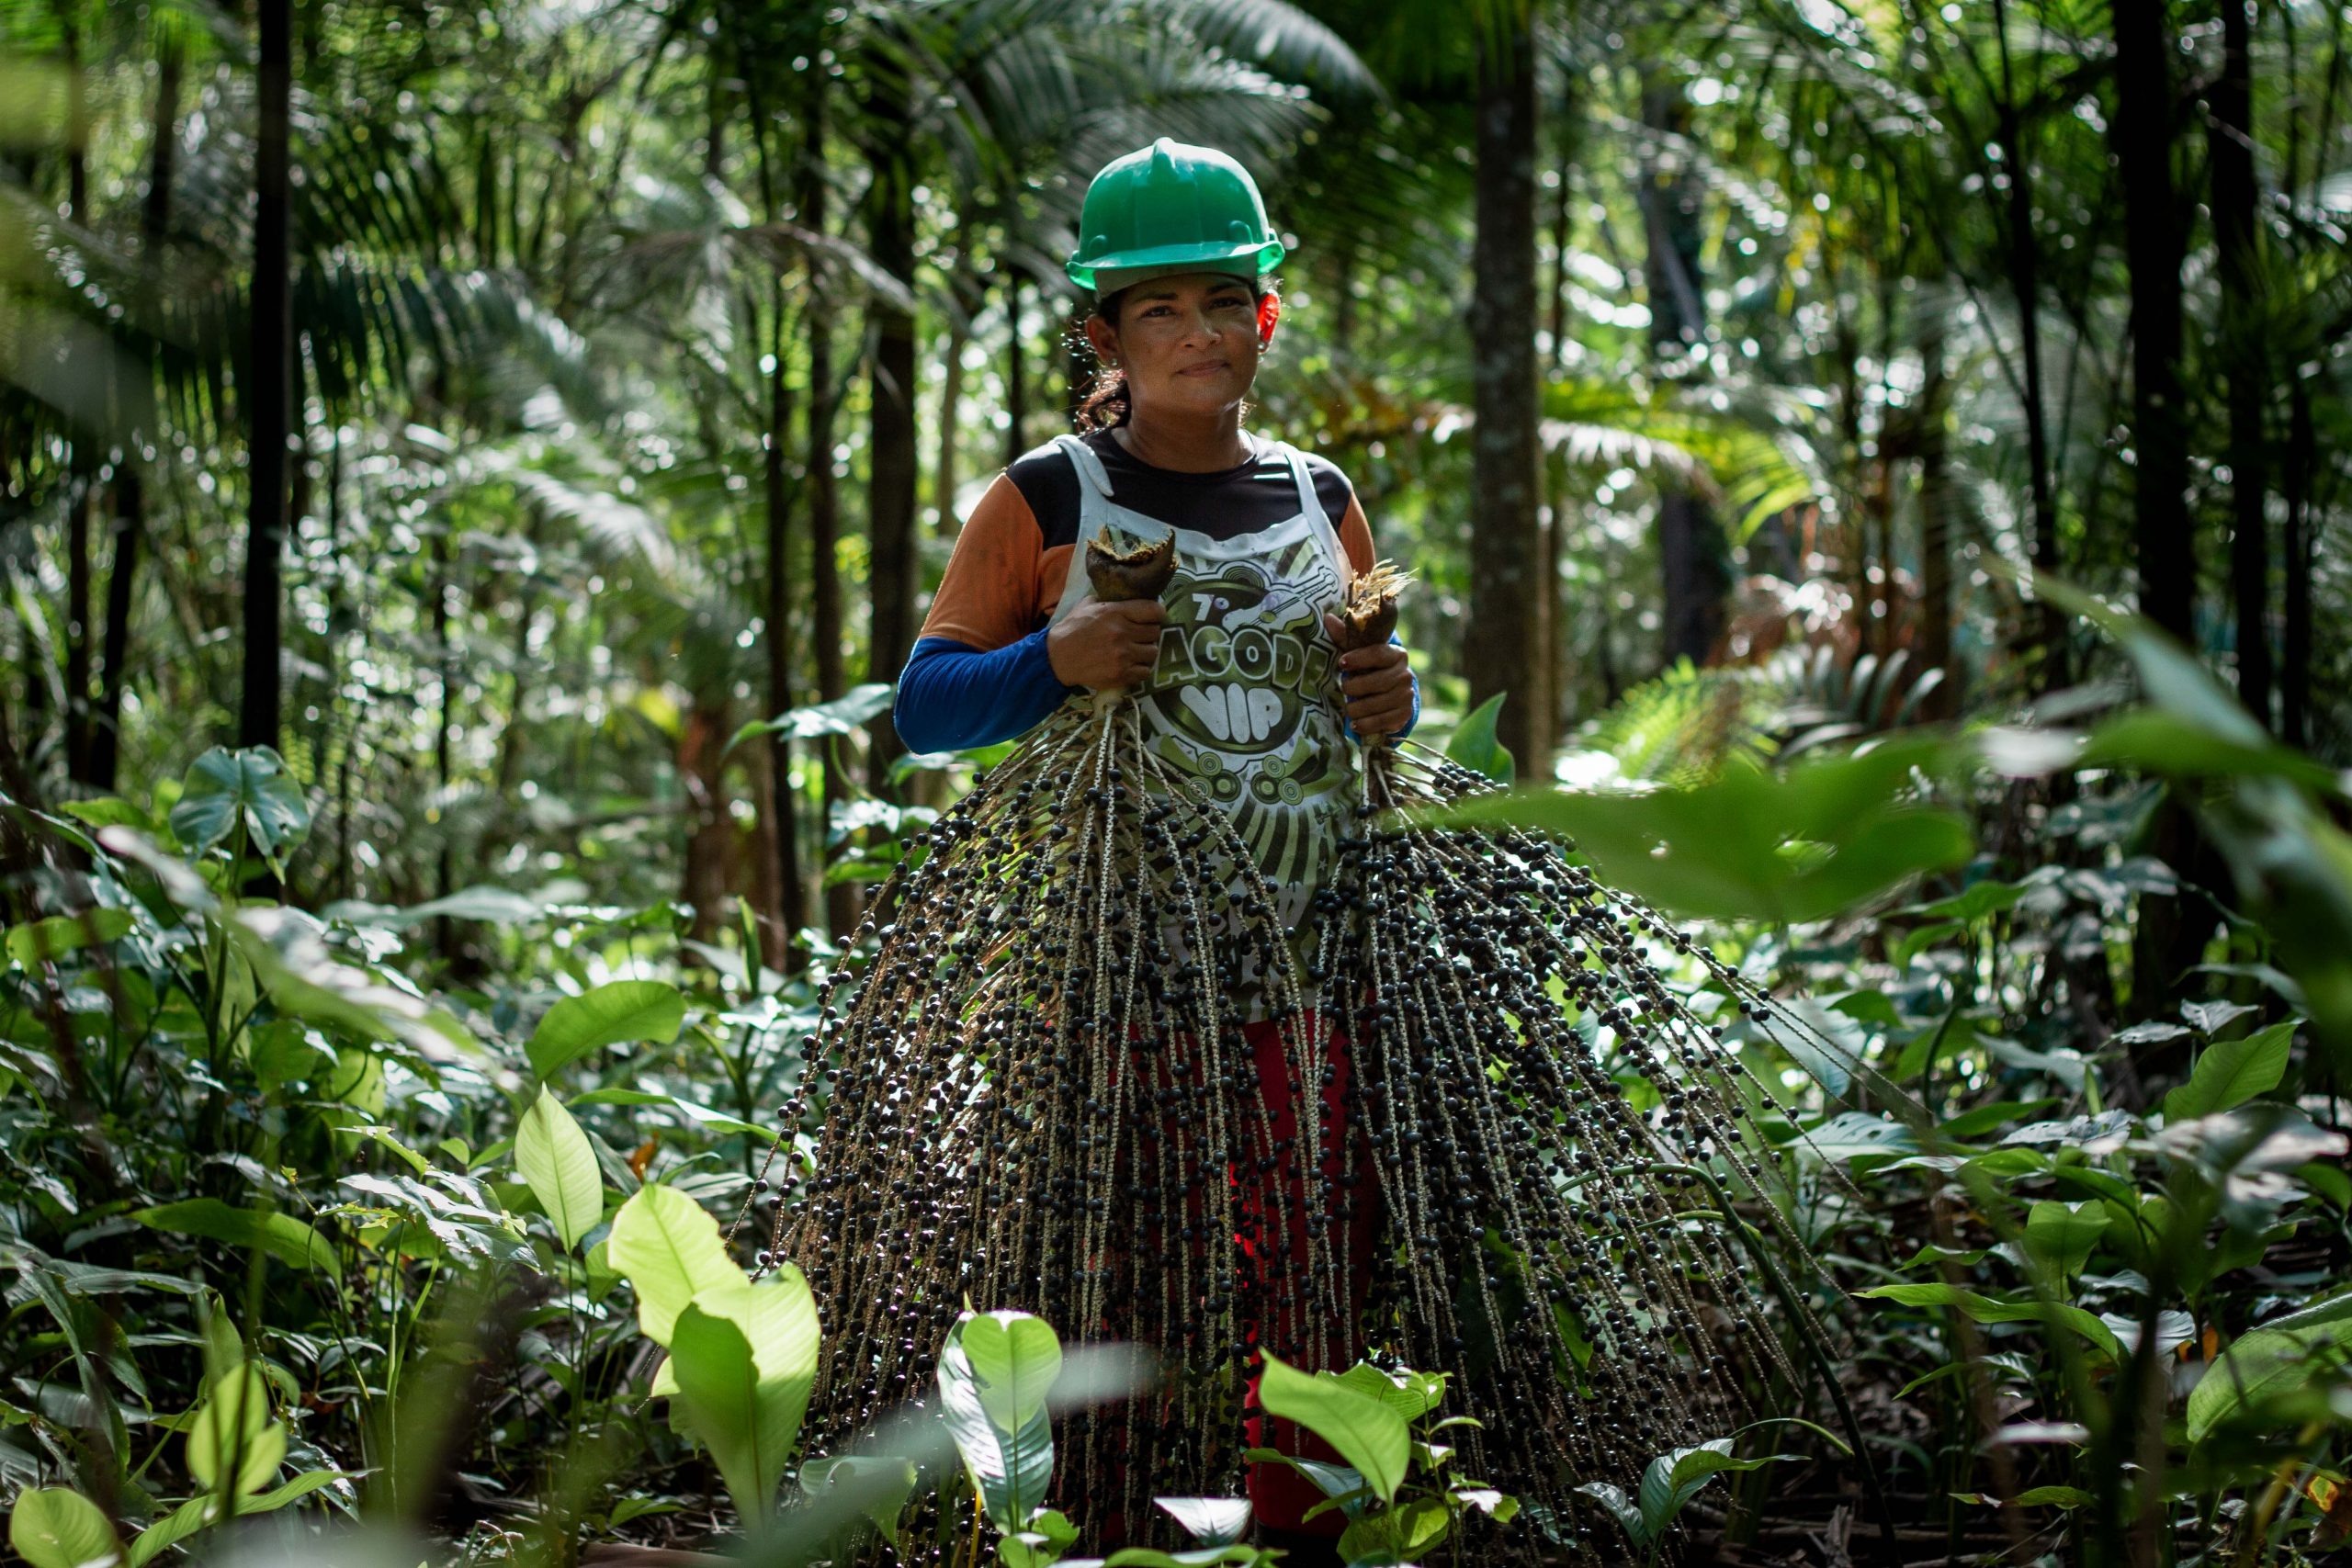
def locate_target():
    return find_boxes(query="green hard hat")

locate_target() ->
[1065,138,1289,294]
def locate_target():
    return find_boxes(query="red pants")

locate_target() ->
[1236,1014,1382,1536]
[1089,1013,1382,1544]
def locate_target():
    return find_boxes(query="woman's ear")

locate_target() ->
[1082,311,1122,367]
[1257,292,1282,349]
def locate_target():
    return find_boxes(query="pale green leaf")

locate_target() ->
[514,1087,606,1251]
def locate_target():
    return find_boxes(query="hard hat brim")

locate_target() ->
[1067,236,1287,293]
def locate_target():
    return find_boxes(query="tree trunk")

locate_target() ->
[678,700,732,944]
[2110,0,2194,644]
[92,469,141,792]
[2281,379,2313,747]
[1991,0,2066,688]
[1464,6,1546,769]
[92,35,181,793]
[433,526,456,960]
[1917,310,1956,720]
[865,107,919,788]
[63,467,91,784]
[1003,270,1028,465]
[242,0,293,751]
[1638,76,1728,669]
[764,296,808,959]
[800,90,856,940]
[2211,0,2271,726]
[935,276,974,534]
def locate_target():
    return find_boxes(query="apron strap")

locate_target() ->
[1051,432,1116,498]
[1266,438,1354,590]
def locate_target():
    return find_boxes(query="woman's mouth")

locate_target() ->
[1177,361,1227,378]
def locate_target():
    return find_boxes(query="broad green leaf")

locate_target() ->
[939,1310,1060,1529]
[1905,878,2025,922]
[1435,737,1970,924]
[1638,1440,1798,1537]
[1572,1480,1646,1550]
[1000,1508,1080,1565]
[687,1271,821,1462]
[187,1366,283,1495]
[1331,1363,1445,1423]
[322,886,545,929]
[9,1488,120,1568]
[1858,1283,2122,1358]
[126,1466,353,1562]
[958,1311,1066,1431]
[606,1184,742,1345]
[133,1201,341,1281]
[168,748,311,863]
[726,684,898,753]
[1444,693,1515,784]
[2009,1485,2092,1509]
[2022,1201,2109,1280]
[6,909,133,965]
[1154,1498,1251,1547]
[1242,1450,1371,1518]
[527,980,686,1079]
[239,1470,352,1514]
[514,1087,606,1251]
[2163,1019,2297,1122]
[1255,1354,1410,1506]
[1338,1494,1452,1564]
[126,1497,213,1568]
[669,1303,797,1530]
[2188,1292,2352,1443]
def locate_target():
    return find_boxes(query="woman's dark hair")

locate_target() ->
[1072,276,1279,434]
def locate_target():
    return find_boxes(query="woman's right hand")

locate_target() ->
[1047,597,1165,690]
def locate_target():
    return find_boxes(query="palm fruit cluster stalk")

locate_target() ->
[1313,564,1826,1557]
[732,554,1841,1563]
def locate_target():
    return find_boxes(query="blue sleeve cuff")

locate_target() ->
[894,630,1079,755]
[1342,635,1420,744]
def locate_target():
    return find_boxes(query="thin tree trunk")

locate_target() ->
[93,34,181,793]
[242,0,294,751]
[1004,270,1027,465]
[1639,76,1728,669]
[59,5,90,784]
[2281,380,2313,746]
[1917,309,1956,721]
[935,277,972,534]
[764,291,808,960]
[2211,0,2271,726]
[1990,0,2066,688]
[865,100,919,787]
[800,90,855,940]
[64,467,91,784]
[92,470,140,792]
[2110,0,2194,644]
[433,526,455,960]
[742,34,805,963]
[1464,4,1546,769]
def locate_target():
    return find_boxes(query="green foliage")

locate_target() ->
[514,1086,608,1251]
[8,1489,119,1568]
[939,1309,1063,1533]
[1249,1361,1514,1566]
[526,980,687,1080]
[1439,735,1972,922]
[1442,693,1515,784]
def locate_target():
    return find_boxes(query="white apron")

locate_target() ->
[1046,432,1359,931]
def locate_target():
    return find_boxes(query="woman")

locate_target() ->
[893,140,1416,1560]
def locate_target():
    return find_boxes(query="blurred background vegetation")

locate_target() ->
[5,0,2352,1564]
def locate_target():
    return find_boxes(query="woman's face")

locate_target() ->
[1086,272,1267,422]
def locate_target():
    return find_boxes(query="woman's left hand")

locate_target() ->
[1323,615,1416,739]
